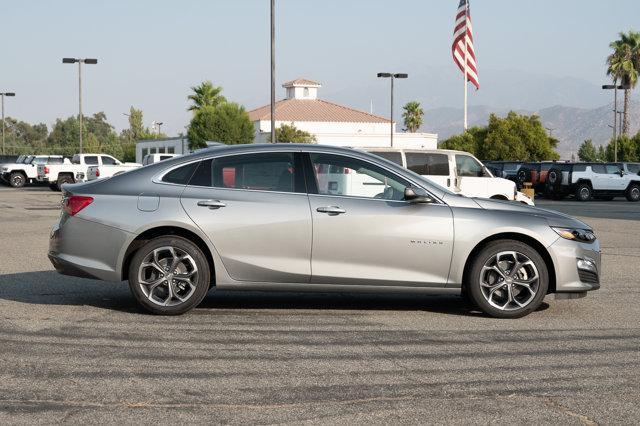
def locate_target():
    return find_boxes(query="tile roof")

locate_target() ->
[247,98,391,123]
[282,78,322,87]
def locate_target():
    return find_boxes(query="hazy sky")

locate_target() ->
[2,0,639,135]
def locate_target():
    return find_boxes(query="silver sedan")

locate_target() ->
[48,144,601,318]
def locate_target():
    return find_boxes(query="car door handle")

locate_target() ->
[197,200,226,209]
[316,206,346,215]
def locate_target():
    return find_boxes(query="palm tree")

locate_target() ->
[607,31,640,135]
[187,81,226,112]
[402,101,424,133]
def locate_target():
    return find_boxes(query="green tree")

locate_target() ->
[267,124,316,143]
[577,140,598,162]
[597,144,607,162]
[606,135,639,162]
[188,81,226,112]
[607,31,640,135]
[402,101,424,133]
[187,103,254,149]
[439,126,486,155]
[47,112,123,158]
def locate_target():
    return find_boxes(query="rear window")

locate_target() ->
[162,162,199,185]
[370,151,403,166]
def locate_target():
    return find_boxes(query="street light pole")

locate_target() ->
[602,84,623,162]
[63,58,98,154]
[270,0,276,143]
[0,92,15,156]
[377,72,408,148]
[157,122,163,136]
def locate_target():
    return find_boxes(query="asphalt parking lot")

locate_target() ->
[0,186,639,424]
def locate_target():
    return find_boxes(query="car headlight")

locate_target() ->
[552,227,596,243]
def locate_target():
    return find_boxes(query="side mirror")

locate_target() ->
[404,187,435,204]
[620,169,625,177]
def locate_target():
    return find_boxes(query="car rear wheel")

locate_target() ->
[128,236,211,315]
[626,184,640,202]
[57,175,74,189]
[467,240,549,318]
[9,172,26,188]
[575,183,592,201]
[49,183,60,191]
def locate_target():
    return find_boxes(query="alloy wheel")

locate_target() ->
[138,246,199,306]
[479,251,540,311]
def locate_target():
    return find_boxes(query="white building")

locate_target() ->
[136,137,188,164]
[248,78,437,149]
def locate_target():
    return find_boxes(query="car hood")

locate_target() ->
[472,197,591,229]
[1,163,23,169]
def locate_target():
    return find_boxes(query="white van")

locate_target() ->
[362,148,534,205]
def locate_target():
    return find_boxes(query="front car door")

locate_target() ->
[305,152,454,287]
[180,151,312,283]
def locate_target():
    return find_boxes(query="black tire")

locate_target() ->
[128,236,211,315]
[57,175,74,189]
[575,183,592,201]
[545,168,563,198]
[49,183,60,191]
[466,239,549,319]
[516,167,531,186]
[626,183,640,202]
[9,172,26,188]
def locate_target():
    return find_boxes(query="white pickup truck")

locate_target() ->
[87,158,141,181]
[37,154,130,191]
[1,155,68,188]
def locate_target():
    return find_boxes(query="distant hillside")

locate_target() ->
[420,102,640,159]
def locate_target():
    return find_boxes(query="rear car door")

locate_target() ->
[306,152,454,287]
[179,151,312,283]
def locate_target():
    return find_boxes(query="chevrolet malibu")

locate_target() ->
[48,144,601,318]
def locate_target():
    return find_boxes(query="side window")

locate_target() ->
[371,151,403,166]
[627,164,640,174]
[48,157,64,165]
[456,155,484,177]
[591,164,606,174]
[84,156,99,165]
[572,164,587,172]
[405,153,429,175]
[198,153,299,193]
[162,162,199,185]
[605,164,621,174]
[32,157,48,165]
[310,153,409,201]
[426,154,450,175]
[101,156,117,165]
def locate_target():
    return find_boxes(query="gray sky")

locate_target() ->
[2,0,639,135]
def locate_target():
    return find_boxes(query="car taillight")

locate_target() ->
[44,166,50,174]
[95,168,100,177]
[63,196,93,216]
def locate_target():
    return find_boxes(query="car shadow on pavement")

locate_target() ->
[0,270,549,317]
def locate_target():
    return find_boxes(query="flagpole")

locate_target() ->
[463,1,468,131]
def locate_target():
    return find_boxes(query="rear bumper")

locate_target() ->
[48,214,132,282]
[548,237,601,293]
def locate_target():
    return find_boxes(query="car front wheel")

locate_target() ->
[128,236,211,315]
[626,184,640,202]
[9,172,26,188]
[466,240,549,318]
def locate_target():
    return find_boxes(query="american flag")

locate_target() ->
[452,0,479,89]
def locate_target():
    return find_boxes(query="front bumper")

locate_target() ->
[548,236,601,293]
[48,214,132,282]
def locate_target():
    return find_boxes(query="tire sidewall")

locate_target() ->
[467,240,549,319]
[576,184,592,201]
[10,172,25,188]
[627,184,640,202]
[128,236,211,315]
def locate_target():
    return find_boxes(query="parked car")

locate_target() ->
[48,144,600,318]
[366,148,533,205]
[142,153,180,166]
[1,155,68,188]
[545,162,640,201]
[483,161,524,187]
[38,154,124,191]
[87,159,142,181]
